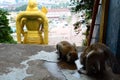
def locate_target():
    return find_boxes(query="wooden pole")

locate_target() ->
[88,0,100,46]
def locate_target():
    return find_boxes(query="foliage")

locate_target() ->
[71,0,94,20]
[70,0,94,46]
[0,9,16,43]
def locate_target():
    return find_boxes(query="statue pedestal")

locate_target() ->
[23,31,43,44]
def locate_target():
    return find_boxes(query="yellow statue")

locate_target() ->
[16,0,48,44]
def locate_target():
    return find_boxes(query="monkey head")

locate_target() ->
[66,51,78,63]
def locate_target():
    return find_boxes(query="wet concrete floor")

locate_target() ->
[0,43,120,80]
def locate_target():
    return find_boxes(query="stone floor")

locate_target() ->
[0,43,120,80]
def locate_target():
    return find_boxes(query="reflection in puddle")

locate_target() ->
[58,61,77,70]
[43,60,82,80]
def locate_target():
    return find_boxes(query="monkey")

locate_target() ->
[56,41,78,63]
[78,42,120,75]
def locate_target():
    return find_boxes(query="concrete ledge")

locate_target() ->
[0,43,119,80]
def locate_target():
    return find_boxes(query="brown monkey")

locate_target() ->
[56,41,78,63]
[79,42,120,75]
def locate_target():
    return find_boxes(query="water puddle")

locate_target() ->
[43,62,66,80]
[35,50,59,62]
[0,50,58,80]
[43,52,84,80]
[61,70,80,80]
[0,50,84,80]
[0,57,32,80]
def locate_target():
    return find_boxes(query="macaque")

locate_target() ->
[79,42,120,75]
[56,41,78,63]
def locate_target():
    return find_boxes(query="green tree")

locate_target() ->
[70,0,94,20]
[0,9,16,43]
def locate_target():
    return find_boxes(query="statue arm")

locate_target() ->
[16,18,22,43]
[38,18,43,32]
[43,19,48,44]
[21,18,26,36]
[37,18,48,44]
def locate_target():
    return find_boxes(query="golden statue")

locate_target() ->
[16,0,48,44]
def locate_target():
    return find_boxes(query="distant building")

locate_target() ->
[17,0,27,3]
[47,8,71,20]
[1,0,16,4]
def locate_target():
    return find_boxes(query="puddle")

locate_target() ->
[61,69,80,80]
[0,50,58,80]
[35,50,59,62]
[0,57,32,80]
[0,50,84,80]
[59,59,83,80]
[72,71,81,78]
[57,61,77,70]
[43,61,82,80]
[43,52,84,80]
[43,62,66,80]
